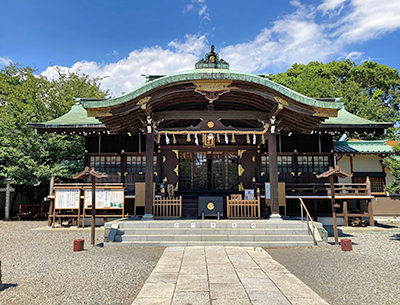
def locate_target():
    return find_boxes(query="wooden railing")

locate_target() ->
[326,182,371,197]
[299,198,318,246]
[285,182,371,198]
[285,184,327,196]
[226,195,261,219]
[153,196,182,218]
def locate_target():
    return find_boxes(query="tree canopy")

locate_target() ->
[0,64,109,205]
[270,60,400,137]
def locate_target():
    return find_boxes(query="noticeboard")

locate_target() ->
[54,188,80,209]
[84,188,124,209]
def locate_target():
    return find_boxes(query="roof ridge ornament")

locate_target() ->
[195,45,229,69]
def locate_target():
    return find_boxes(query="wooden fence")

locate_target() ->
[153,196,182,218]
[226,195,261,219]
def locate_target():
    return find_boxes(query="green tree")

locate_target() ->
[382,143,400,194]
[270,60,400,138]
[0,64,109,208]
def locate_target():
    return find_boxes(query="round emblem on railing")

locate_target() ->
[207,202,215,210]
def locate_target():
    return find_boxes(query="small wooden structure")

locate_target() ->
[73,167,108,246]
[316,165,374,245]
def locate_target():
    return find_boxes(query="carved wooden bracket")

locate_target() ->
[193,80,232,102]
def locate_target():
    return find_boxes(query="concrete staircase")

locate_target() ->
[104,219,320,247]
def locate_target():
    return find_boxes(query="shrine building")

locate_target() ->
[29,47,393,223]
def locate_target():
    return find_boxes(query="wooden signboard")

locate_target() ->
[82,186,125,227]
[52,187,81,228]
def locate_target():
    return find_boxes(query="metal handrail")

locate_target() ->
[299,198,317,246]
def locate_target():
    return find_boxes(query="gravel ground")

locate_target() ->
[0,221,164,305]
[267,224,400,305]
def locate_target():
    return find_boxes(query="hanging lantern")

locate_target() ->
[195,133,199,146]
[246,134,250,144]
[253,133,256,145]
[173,134,176,144]
[224,133,229,144]
[231,133,236,143]
[165,133,170,145]
[186,133,191,142]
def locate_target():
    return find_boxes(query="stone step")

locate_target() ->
[115,234,313,242]
[117,228,309,235]
[103,240,315,247]
[116,220,309,229]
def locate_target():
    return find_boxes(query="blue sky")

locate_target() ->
[1,0,400,96]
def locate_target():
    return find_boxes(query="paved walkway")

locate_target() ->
[132,246,328,305]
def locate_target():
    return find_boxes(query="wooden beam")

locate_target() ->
[269,103,284,118]
[154,110,269,122]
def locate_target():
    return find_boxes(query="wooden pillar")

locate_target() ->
[343,201,348,226]
[91,175,96,246]
[144,131,154,218]
[330,175,339,245]
[268,131,280,219]
[368,200,374,227]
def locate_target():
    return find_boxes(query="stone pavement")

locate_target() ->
[132,246,328,305]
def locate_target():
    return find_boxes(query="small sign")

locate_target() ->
[211,223,216,228]
[191,223,196,228]
[245,189,255,200]
[265,183,271,199]
[232,223,237,228]
[174,223,179,228]
[251,223,256,229]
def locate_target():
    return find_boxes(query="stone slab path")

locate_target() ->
[132,246,328,305]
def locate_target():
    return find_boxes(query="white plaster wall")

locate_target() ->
[337,155,352,183]
[353,155,383,172]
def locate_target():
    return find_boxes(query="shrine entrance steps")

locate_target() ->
[104,219,321,247]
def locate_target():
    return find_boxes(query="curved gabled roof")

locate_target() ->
[79,69,342,110]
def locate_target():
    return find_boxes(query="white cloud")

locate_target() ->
[183,4,194,14]
[41,35,207,96]
[318,0,348,15]
[107,50,119,56]
[40,0,400,97]
[183,0,210,24]
[334,0,400,43]
[0,56,12,66]
[168,34,208,56]
[344,51,364,61]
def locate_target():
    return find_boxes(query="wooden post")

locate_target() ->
[268,131,280,219]
[91,175,96,246]
[144,130,154,219]
[368,200,374,227]
[330,175,339,245]
[343,201,348,226]
[47,177,54,226]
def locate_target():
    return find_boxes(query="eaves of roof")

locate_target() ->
[333,140,393,154]
[79,69,343,110]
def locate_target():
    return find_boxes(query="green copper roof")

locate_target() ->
[333,140,393,154]
[80,69,343,110]
[321,108,392,126]
[28,102,104,129]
